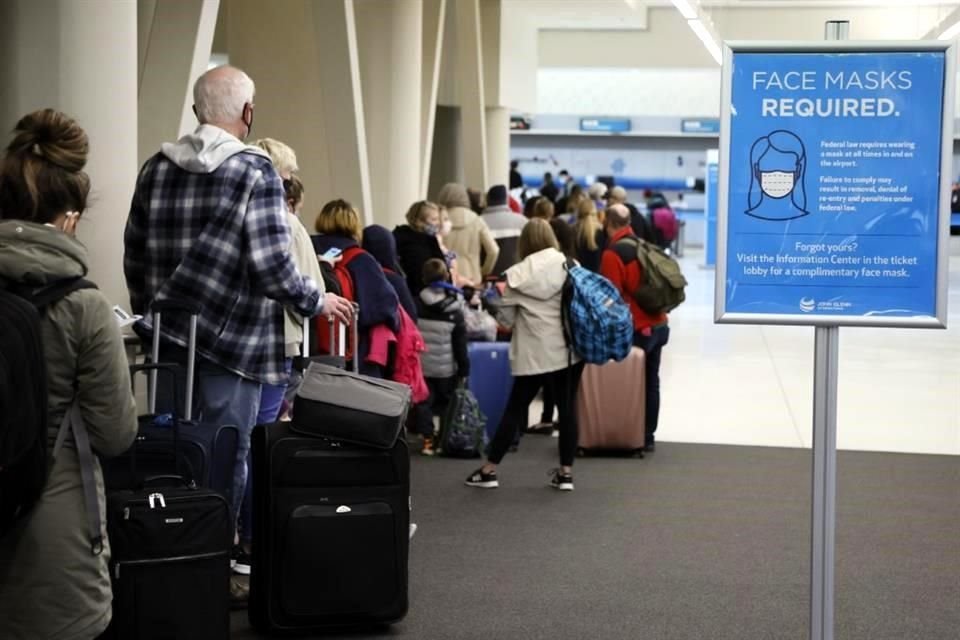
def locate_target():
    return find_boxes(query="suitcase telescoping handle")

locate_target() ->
[326,302,360,372]
[149,299,202,421]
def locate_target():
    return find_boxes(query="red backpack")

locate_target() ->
[314,246,362,358]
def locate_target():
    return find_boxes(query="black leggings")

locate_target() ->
[488,362,585,467]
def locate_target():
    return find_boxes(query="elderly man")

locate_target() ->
[599,203,670,452]
[124,66,351,538]
[608,185,654,241]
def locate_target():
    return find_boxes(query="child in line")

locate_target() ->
[416,259,470,454]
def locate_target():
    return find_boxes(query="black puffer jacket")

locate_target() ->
[393,224,444,296]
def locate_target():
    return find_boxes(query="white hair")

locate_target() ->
[609,186,628,203]
[588,182,608,200]
[193,66,255,124]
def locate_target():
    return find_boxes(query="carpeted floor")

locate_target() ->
[231,438,960,639]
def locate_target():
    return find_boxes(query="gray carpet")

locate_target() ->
[232,438,960,639]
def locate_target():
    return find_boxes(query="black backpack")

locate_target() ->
[0,276,96,535]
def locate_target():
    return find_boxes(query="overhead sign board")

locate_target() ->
[682,118,721,134]
[580,117,631,133]
[716,41,954,328]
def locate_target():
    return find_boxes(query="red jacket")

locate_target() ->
[600,227,668,332]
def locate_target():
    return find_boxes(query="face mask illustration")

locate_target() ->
[760,170,795,198]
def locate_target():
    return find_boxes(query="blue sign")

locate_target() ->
[682,119,721,134]
[580,117,631,133]
[721,49,948,323]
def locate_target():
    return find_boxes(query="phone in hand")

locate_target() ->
[320,247,342,262]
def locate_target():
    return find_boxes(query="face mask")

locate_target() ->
[760,171,795,198]
[441,220,452,235]
[424,223,439,236]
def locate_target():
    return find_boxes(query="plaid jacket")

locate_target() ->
[124,137,321,385]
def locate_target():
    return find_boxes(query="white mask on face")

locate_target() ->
[441,220,452,236]
[760,171,795,198]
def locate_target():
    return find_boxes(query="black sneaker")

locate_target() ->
[464,468,499,488]
[548,468,574,491]
[645,438,656,453]
[525,422,555,435]
[232,545,252,576]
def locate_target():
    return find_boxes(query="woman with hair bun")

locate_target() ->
[0,109,138,638]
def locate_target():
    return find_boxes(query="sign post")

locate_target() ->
[715,29,954,640]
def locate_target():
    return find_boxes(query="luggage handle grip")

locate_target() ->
[324,302,359,371]
[149,299,199,421]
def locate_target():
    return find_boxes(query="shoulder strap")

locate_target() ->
[15,277,98,314]
[612,236,639,265]
[52,400,103,555]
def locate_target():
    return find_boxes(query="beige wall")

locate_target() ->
[539,8,713,69]
[539,6,952,70]
[226,0,371,230]
[0,0,138,307]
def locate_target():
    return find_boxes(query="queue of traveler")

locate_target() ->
[0,64,674,637]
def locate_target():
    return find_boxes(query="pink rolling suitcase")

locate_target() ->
[576,347,646,455]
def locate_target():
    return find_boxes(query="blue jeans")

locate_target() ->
[155,347,261,528]
[633,325,670,444]
[239,359,291,544]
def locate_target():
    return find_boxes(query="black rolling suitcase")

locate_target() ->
[249,424,410,633]
[249,310,412,634]
[102,363,232,639]
[103,300,239,499]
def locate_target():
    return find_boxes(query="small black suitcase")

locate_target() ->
[104,479,232,639]
[248,421,410,633]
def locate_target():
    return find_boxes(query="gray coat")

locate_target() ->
[0,221,138,639]
[417,287,469,379]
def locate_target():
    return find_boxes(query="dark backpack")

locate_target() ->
[0,277,96,535]
[438,385,485,458]
[613,237,687,315]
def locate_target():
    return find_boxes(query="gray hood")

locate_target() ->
[160,124,270,174]
[505,247,567,301]
[0,220,87,285]
[419,286,463,312]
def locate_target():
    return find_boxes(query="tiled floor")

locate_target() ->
[653,240,960,455]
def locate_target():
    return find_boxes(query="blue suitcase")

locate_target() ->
[467,342,513,441]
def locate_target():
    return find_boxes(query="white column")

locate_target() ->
[355,0,423,228]
[455,0,488,190]
[485,106,510,188]
[60,1,138,307]
[138,0,220,165]
[421,0,447,198]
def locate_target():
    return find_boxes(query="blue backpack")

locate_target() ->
[561,262,633,364]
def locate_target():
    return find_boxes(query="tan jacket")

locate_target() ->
[284,212,325,357]
[496,248,578,376]
[444,206,499,286]
[0,221,138,639]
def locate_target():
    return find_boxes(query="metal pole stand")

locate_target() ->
[810,22,847,640]
[811,326,839,640]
